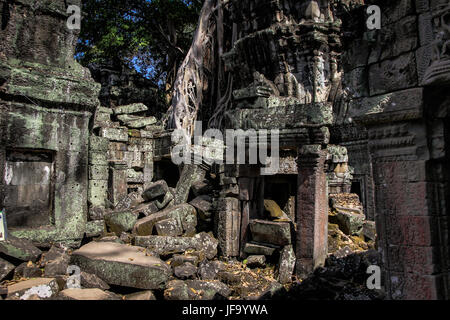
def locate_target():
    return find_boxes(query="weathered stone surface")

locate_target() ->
[108,162,129,207]
[0,257,15,281]
[97,235,124,244]
[80,272,110,290]
[14,262,42,279]
[198,261,225,280]
[190,195,213,220]
[125,290,157,300]
[249,220,291,247]
[58,288,120,300]
[174,164,206,205]
[127,117,158,129]
[115,192,145,211]
[86,220,107,238]
[164,280,230,300]
[363,221,377,242]
[369,52,418,96]
[113,103,148,115]
[192,180,213,197]
[215,198,241,257]
[43,247,70,277]
[142,180,169,202]
[171,255,200,268]
[90,136,110,152]
[244,242,279,257]
[174,262,198,280]
[0,236,42,262]
[105,211,138,235]
[133,204,197,236]
[246,255,266,269]
[7,278,59,300]
[277,245,296,284]
[132,202,160,217]
[155,190,175,210]
[71,242,171,290]
[135,232,218,260]
[100,127,129,142]
[335,210,365,236]
[155,218,184,237]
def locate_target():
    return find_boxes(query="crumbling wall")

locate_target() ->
[0,0,100,247]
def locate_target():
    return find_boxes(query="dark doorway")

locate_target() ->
[154,159,181,188]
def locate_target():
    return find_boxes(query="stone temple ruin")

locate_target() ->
[0,0,449,300]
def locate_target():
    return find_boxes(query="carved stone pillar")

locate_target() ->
[108,161,128,207]
[296,145,328,277]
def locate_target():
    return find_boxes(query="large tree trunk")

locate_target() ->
[165,0,217,142]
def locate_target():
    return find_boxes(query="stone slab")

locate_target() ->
[71,241,171,290]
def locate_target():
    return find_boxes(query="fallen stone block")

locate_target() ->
[174,164,206,205]
[192,180,213,197]
[113,103,148,115]
[133,204,197,236]
[186,280,231,300]
[249,220,291,246]
[363,221,377,241]
[171,255,200,267]
[190,195,213,220]
[71,241,171,290]
[7,278,59,300]
[155,190,175,210]
[57,288,120,300]
[125,290,156,300]
[335,210,365,236]
[105,211,138,235]
[0,257,15,282]
[246,255,266,269]
[198,261,225,281]
[135,232,218,260]
[142,180,169,202]
[277,245,296,284]
[0,236,42,262]
[244,242,279,257]
[174,262,198,280]
[132,202,159,217]
[14,262,42,279]
[117,114,141,123]
[80,272,110,290]
[127,169,144,184]
[115,192,145,211]
[127,117,157,129]
[96,235,124,244]
[155,218,184,237]
[120,232,134,244]
[43,246,70,277]
[164,280,230,300]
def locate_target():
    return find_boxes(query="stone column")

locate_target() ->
[296,145,328,277]
[108,161,128,207]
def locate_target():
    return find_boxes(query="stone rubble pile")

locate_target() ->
[328,193,377,257]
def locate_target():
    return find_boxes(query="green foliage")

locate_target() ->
[76,0,203,87]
